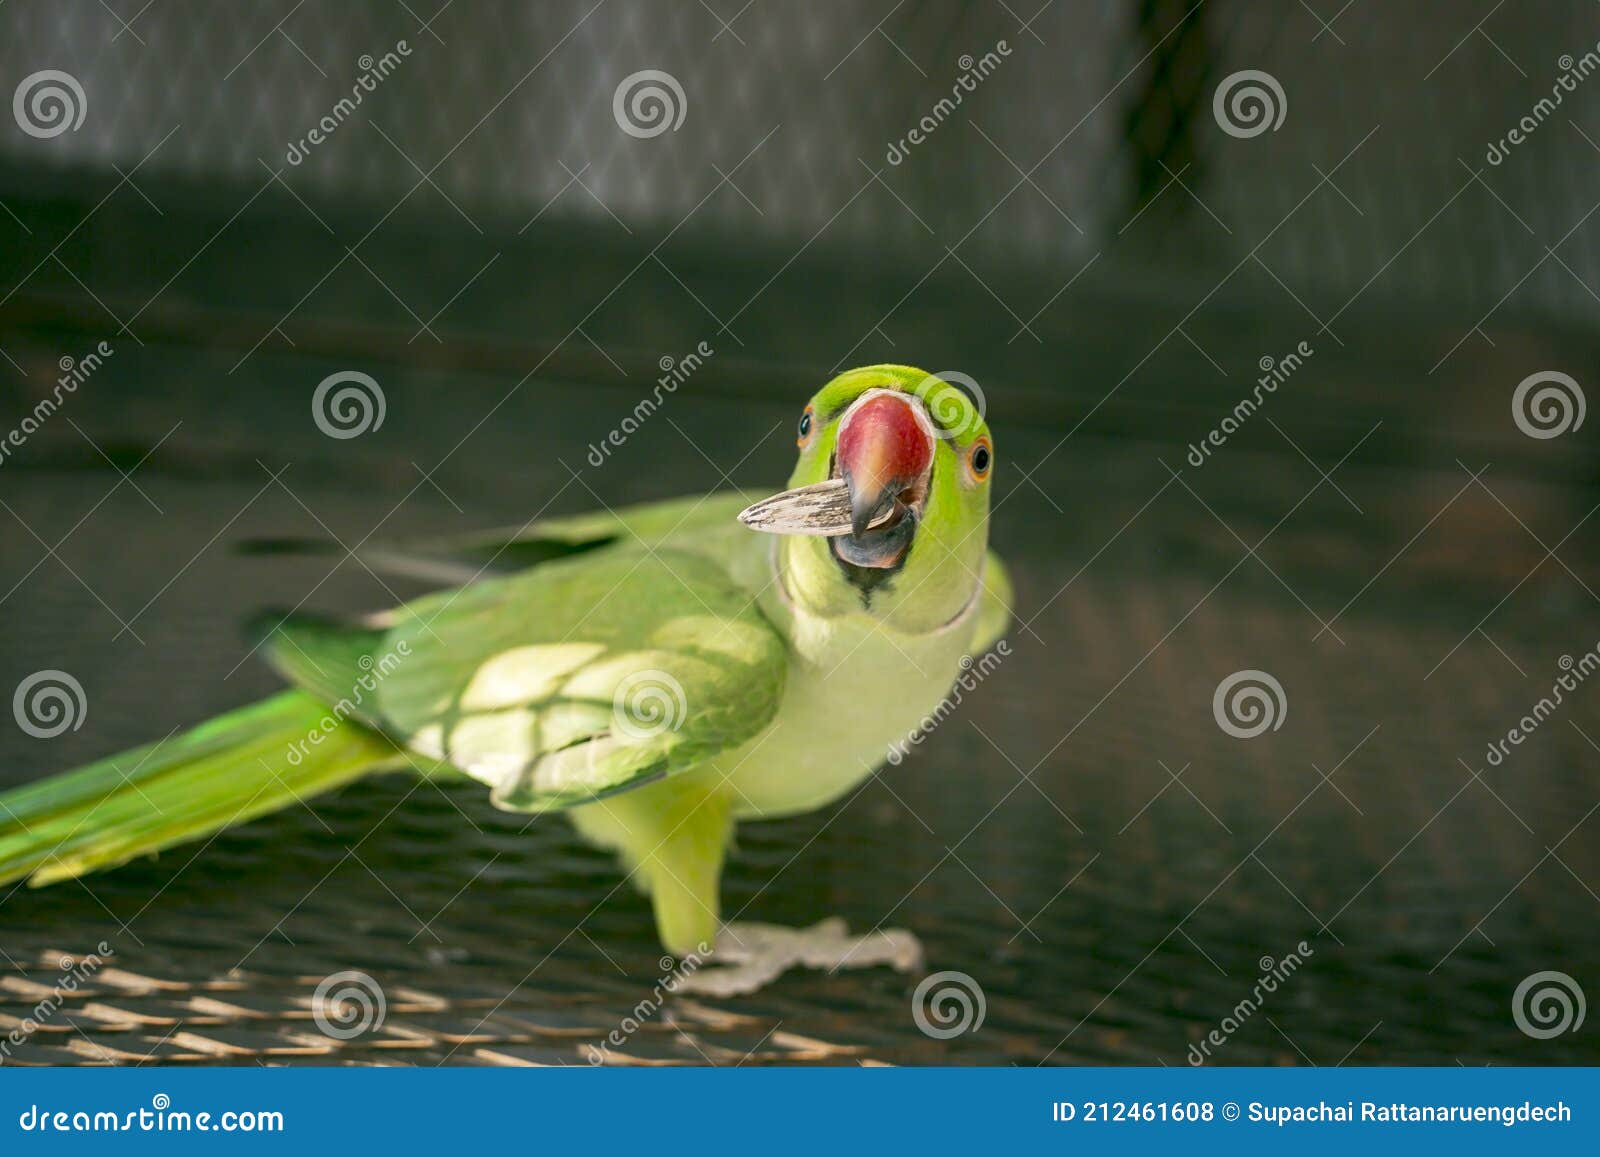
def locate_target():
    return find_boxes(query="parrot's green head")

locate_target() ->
[740,365,992,634]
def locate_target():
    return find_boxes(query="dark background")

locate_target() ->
[0,0,1596,1065]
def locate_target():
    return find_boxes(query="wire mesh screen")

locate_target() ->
[4,0,1600,321]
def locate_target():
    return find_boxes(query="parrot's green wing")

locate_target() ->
[366,546,785,812]
[249,610,392,729]
[240,492,757,584]
[484,491,756,551]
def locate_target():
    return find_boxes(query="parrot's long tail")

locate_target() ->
[0,690,400,889]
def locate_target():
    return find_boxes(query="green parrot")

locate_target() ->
[0,365,1011,960]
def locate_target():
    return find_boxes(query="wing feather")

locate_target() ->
[375,547,786,811]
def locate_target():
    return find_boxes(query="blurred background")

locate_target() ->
[0,0,1597,1065]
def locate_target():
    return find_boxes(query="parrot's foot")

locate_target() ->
[677,918,923,997]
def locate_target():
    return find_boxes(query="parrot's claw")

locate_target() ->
[676,918,924,997]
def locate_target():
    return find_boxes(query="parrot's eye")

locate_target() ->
[967,436,992,482]
[797,405,814,447]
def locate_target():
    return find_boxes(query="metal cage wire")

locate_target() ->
[3,0,1599,323]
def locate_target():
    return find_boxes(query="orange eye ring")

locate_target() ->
[967,435,993,481]
[797,404,815,448]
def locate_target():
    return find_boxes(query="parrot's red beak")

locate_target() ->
[832,390,935,571]
[733,387,937,576]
